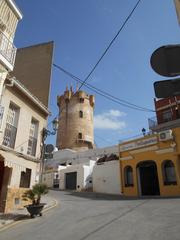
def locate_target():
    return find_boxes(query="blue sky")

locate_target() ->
[15,0,180,147]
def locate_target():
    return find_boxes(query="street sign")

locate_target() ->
[154,78,180,98]
[151,45,180,77]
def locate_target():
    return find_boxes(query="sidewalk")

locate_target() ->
[0,194,57,230]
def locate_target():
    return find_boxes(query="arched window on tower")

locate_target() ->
[78,132,82,139]
[79,111,83,118]
[124,166,133,187]
[79,98,84,103]
[162,160,177,185]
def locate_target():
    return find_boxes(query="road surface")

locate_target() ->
[1,190,180,240]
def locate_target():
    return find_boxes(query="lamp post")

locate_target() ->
[40,118,59,183]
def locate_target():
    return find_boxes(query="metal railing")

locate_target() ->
[148,116,158,129]
[3,123,17,148]
[27,137,37,156]
[0,31,16,66]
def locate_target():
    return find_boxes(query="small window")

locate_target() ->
[124,166,133,187]
[162,160,177,185]
[79,98,84,103]
[19,168,31,188]
[162,110,172,122]
[14,198,20,205]
[79,111,83,118]
[78,132,82,139]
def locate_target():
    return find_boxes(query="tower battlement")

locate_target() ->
[57,87,95,108]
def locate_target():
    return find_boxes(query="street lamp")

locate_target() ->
[40,117,59,182]
[42,117,59,142]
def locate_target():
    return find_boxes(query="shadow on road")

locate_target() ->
[50,188,180,201]
[0,213,30,222]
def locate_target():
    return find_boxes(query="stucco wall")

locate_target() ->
[59,165,84,191]
[0,87,47,158]
[59,160,95,191]
[0,150,39,188]
[93,160,121,195]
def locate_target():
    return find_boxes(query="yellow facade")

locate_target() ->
[119,128,180,197]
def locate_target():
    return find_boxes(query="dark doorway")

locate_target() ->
[0,161,4,194]
[138,161,160,196]
[65,172,77,190]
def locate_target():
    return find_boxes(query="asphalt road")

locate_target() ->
[1,190,180,240]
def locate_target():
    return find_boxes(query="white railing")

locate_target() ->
[0,31,16,66]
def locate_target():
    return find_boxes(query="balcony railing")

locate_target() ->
[27,137,37,156]
[0,31,16,67]
[148,116,158,129]
[3,123,17,148]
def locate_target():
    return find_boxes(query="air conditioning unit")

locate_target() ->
[159,130,173,141]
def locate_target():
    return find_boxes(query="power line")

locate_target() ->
[13,0,143,150]
[95,134,115,145]
[53,64,155,112]
[48,0,143,129]
[78,0,142,90]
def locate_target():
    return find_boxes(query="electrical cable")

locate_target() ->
[78,0,142,90]
[14,0,144,150]
[53,63,155,112]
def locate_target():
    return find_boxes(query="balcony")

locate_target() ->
[148,117,158,129]
[148,116,180,132]
[0,31,16,71]
[3,123,17,148]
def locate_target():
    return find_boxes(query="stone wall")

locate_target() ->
[3,187,30,213]
[57,89,95,151]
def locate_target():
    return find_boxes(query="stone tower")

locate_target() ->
[56,86,95,151]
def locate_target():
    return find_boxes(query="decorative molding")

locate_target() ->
[119,156,133,161]
[119,136,157,152]
[129,145,158,154]
[155,147,175,154]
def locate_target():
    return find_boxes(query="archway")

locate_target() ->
[137,161,160,196]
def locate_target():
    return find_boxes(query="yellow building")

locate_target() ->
[119,128,180,197]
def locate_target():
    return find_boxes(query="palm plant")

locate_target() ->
[23,183,48,205]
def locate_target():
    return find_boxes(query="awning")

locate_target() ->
[4,159,26,172]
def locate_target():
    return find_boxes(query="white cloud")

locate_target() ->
[94,109,126,130]
[108,109,126,117]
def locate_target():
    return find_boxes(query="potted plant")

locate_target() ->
[22,183,48,218]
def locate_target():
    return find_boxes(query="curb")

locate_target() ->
[0,199,58,232]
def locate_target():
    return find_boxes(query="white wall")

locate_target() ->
[59,165,84,191]
[47,145,118,169]
[93,160,121,195]
[59,160,95,191]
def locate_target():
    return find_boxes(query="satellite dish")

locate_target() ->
[45,144,54,153]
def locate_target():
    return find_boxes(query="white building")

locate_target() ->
[44,145,121,194]
[59,160,95,191]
